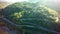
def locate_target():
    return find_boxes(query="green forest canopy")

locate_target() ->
[3,2,59,30]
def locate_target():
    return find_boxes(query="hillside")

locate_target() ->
[3,2,60,34]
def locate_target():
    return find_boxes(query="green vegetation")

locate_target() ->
[3,2,59,34]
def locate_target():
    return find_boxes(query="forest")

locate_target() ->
[0,1,60,34]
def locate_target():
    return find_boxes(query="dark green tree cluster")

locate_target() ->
[3,2,59,34]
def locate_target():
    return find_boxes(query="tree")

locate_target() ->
[3,2,59,34]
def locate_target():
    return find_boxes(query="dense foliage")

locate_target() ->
[3,2,59,34]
